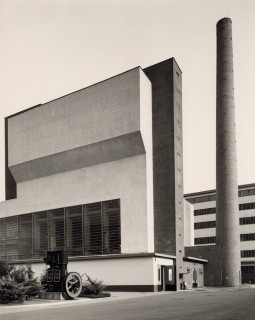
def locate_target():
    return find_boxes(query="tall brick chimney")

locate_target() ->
[216,18,240,286]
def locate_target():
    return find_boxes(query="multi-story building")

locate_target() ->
[185,183,255,284]
[0,58,206,291]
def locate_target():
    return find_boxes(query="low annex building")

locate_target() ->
[0,58,205,291]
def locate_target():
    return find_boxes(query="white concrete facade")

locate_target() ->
[1,68,153,254]
[0,65,178,291]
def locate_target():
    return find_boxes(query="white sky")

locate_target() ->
[0,0,255,201]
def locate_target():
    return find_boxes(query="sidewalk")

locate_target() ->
[0,291,164,315]
[0,286,253,315]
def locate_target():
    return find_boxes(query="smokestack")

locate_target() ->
[216,18,240,286]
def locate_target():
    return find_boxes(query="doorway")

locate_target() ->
[161,265,176,291]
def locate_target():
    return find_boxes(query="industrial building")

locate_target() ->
[185,183,255,284]
[0,58,206,291]
[0,17,244,291]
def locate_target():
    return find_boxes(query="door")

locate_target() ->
[162,265,176,291]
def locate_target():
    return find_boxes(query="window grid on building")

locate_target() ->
[192,203,255,218]
[194,221,216,229]
[186,189,255,204]
[194,207,216,216]
[186,195,216,204]
[239,203,255,211]
[239,189,255,197]
[240,217,255,225]
[194,236,216,245]
[241,250,255,258]
[0,199,121,262]
[241,266,255,273]
[240,233,255,241]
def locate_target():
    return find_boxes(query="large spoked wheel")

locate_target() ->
[64,272,82,299]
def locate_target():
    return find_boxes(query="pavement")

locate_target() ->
[0,291,163,315]
[0,286,252,315]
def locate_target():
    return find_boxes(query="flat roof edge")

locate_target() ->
[183,256,208,263]
[185,183,255,198]
[5,66,142,120]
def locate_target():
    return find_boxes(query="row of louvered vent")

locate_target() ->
[0,199,120,261]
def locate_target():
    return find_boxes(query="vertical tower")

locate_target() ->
[144,58,184,291]
[216,18,240,286]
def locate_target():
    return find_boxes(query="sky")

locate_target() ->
[0,0,255,201]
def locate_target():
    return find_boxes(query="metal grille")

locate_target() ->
[103,199,120,254]
[85,202,102,255]
[49,208,65,251]
[33,211,48,258]
[18,214,32,260]
[66,205,83,256]
[5,216,18,261]
[0,219,5,260]
[0,199,121,262]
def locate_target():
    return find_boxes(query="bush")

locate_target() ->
[0,262,43,303]
[0,262,15,278]
[0,278,24,303]
[80,274,105,297]
[39,269,48,290]
[11,265,42,298]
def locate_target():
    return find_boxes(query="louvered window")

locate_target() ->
[0,199,121,261]
[5,216,18,261]
[66,205,83,256]
[103,199,120,254]
[33,211,48,258]
[49,209,65,250]
[0,219,5,260]
[19,214,32,260]
[85,202,103,255]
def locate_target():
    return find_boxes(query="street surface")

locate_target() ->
[1,287,255,320]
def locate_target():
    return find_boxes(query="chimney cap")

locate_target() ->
[217,17,232,27]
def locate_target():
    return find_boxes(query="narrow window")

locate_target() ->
[84,202,102,255]
[5,216,18,261]
[33,211,48,258]
[66,206,83,256]
[49,209,65,250]
[18,214,32,260]
[102,200,121,254]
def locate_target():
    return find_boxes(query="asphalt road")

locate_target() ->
[1,288,255,320]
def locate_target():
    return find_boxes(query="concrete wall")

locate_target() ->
[185,245,222,287]
[0,155,151,254]
[6,68,152,185]
[144,58,184,291]
[181,261,204,289]
[14,255,174,292]
[8,68,141,166]
[1,67,154,255]
[184,200,194,246]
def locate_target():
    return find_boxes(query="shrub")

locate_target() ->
[0,278,24,303]
[23,279,42,297]
[80,274,106,297]
[39,268,48,290]
[11,265,42,298]
[0,262,43,303]
[10,265,27,283]
[0,262,15,278]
